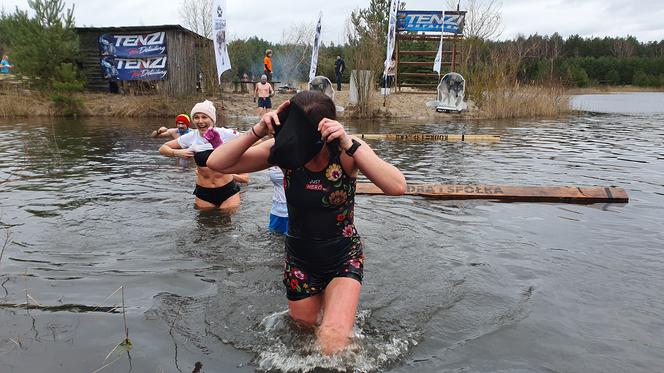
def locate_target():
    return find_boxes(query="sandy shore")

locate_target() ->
[205,89,466,121]
[4,82,659,120]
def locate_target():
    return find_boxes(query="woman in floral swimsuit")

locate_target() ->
[207,91,406,355]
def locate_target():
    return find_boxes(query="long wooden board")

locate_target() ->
[356,183,629,203]
[354,133,500,142]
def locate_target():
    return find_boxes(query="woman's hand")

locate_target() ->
[318,118,352,150]
[203,128,222,148]
[174,149,193,158]
[254,100,290,137]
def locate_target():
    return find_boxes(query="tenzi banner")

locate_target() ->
[397,10,466,34]
[100,56,168,81]
[98,31,167,58]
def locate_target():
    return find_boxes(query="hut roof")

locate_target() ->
[75,25,209,40]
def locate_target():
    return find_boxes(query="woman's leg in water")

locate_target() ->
[288,294,323,328]
[218,193,240,213]
[194,193,240,212]
[316,277,361,355]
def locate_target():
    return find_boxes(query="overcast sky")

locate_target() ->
[2,0,662,43]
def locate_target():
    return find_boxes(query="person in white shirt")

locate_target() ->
[268,165,288,234]
[158,100,249,211]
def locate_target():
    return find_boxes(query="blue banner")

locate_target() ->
[397,11,466,34]
[98,32,167,58]
[100,56,168,81]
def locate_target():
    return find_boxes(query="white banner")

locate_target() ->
[383,0,399,80]
[433,11,445,75]
[212,0,231,83]
[309,12,323,83]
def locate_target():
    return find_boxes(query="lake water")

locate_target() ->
[1,93,663,372]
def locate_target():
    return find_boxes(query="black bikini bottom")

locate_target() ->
[193,181,240,207]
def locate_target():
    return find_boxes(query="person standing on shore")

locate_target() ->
[334,56,345,91]
[206,91,406,355]
[1,55,14,74]
[264,49,273,82]
[254,74,274,117]
[151,114,191,139]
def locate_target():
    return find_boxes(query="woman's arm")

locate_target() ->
[207,101,289,173]
[318,118,406,196]
[159,138,192,158]
[232,173,250,184]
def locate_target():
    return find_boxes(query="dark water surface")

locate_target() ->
[1,95,663,372]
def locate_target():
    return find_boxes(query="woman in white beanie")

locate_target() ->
[159,100,248,210]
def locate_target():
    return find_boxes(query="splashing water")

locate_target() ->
[254,310,418,373]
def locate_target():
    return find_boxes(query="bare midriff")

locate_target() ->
[195,166,234,188]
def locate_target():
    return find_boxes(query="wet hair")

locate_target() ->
[290,90,336,123]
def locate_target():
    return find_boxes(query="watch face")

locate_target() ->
[346,139,361,156]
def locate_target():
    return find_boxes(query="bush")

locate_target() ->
[50,63,84,117]
[0,0,78,88]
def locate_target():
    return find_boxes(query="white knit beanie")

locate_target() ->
[190,100,216,124]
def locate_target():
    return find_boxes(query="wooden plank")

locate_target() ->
[355,133,501,142]
[399,50,453,55]
[356,183,629,203]
[399,72,447,77]
[399,61,450,67]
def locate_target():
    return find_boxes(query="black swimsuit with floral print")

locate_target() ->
[282,146,364,301]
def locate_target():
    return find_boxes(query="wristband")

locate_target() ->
[345,139,361,157]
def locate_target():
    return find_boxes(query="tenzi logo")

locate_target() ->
[114,32,165,47]
[397,11,465,33]
[116,56,167,69]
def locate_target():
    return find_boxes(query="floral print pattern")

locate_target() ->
[284,239,364,300]
[328,190,348,205]
[325,163,343,182]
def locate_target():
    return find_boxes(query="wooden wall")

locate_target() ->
[75,26,210,97]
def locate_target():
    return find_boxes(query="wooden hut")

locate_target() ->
[75,25,211,97]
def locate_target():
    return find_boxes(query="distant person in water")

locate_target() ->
[254,74,274,117]
[151,114,191,139]
[206,91,406,354]
[268,165,288,235]
[159,100,249,211]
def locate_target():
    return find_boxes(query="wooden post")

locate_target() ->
[395,34,400,92]
[451,37,457,72]
[356,183,629,204]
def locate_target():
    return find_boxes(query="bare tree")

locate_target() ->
[179,0,212,38]
[446,0,503,73]
[449,0,502,40]
[276,22,315,83]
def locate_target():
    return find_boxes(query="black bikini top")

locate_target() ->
[193,149,213,167]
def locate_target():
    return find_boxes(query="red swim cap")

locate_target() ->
[175,113,190,126]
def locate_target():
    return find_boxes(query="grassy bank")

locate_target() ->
[478,85,570,120]
[1,85,581,121]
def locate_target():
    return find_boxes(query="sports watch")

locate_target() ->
[345,139,361,157]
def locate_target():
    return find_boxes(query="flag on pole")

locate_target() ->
[383,0,399,81]
[433,11,445,75]
[309,12,323,83]
[212,0,231,83]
